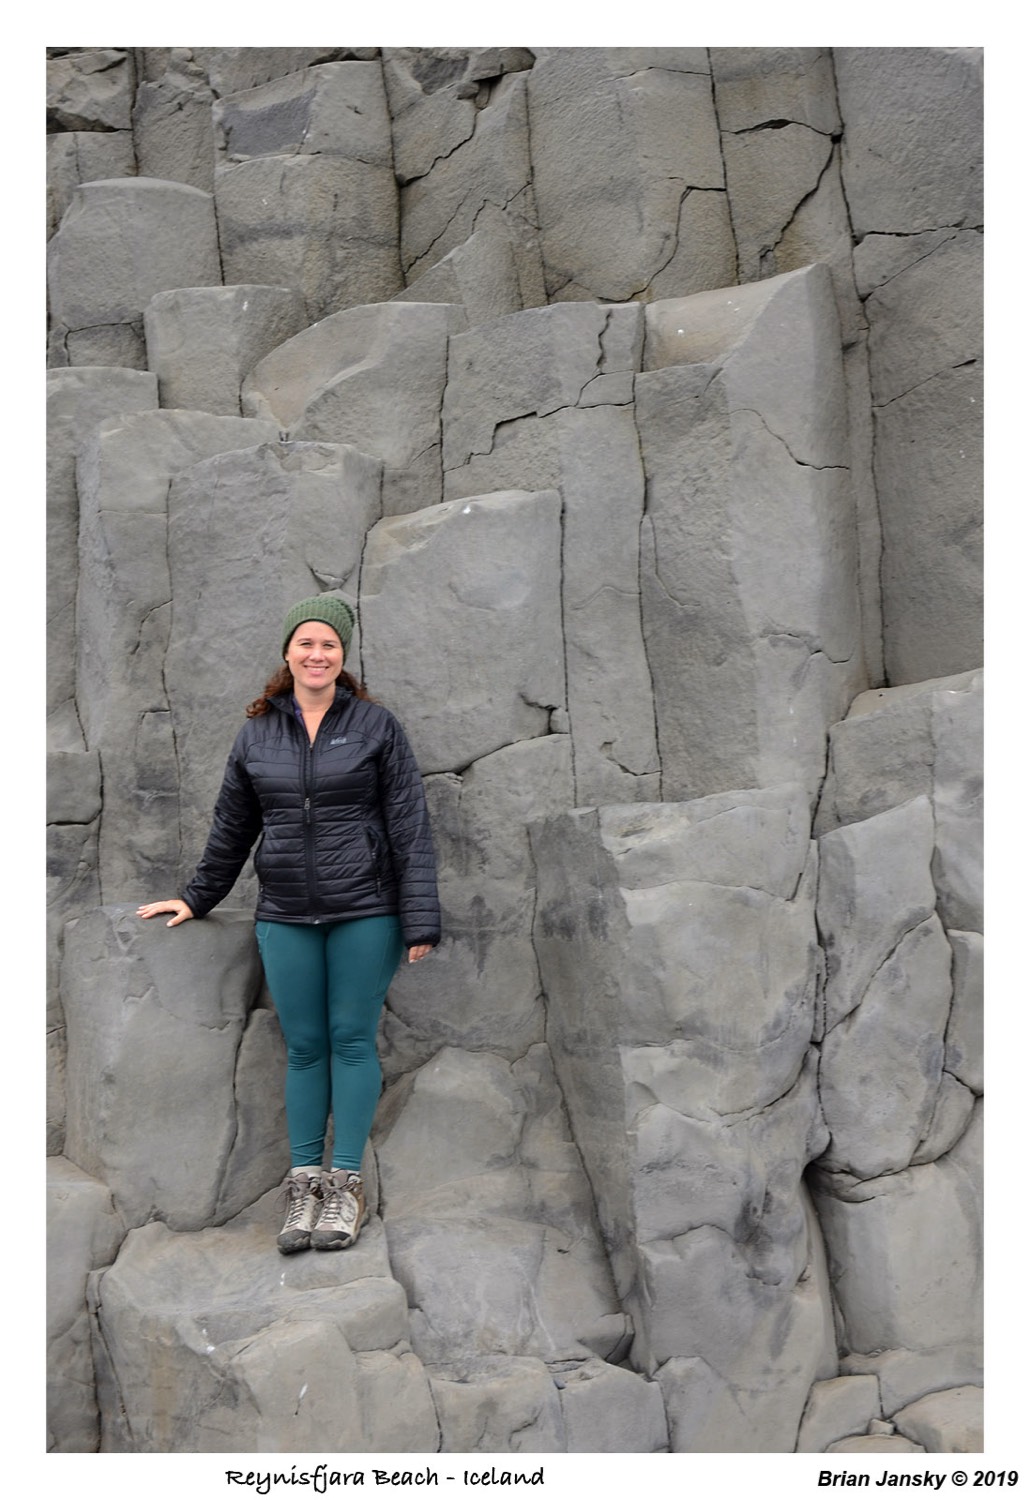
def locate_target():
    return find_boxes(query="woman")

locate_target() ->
[138,595,440,1255]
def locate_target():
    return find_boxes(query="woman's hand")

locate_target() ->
[407,944,433,964]
[137,899,195,928]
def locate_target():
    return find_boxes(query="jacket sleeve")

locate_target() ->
[179,729,264,919]
[378,713,441,948]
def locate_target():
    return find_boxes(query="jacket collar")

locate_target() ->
[268,682,354,718]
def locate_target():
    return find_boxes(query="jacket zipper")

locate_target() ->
[296,692,359,921]
[302,729,321,919]
[365,828,383,895]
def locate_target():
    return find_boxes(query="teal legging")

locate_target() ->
[255,916,404,1172]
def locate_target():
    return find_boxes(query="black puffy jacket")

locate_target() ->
[180,686,441,946]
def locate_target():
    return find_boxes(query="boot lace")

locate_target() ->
[279,1172,319,1230]
[319,1172,362,1231]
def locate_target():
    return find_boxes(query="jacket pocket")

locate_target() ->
[364,828,384,892]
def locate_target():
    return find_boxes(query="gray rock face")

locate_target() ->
[47,815,100,1157]
[638,265,864,805]
[169,48,367,98]
[857,231,982,405]
[711,47,841,135]
[393,220,522,327]
[45,45,982,1457]
[50,320,150,371]
[816,797,938,1032]
[426,1351,668,1453]
[555,1360,668,1452]
[528,49,734,302]
[428,1358,566,1453]
[893,1385,984,1454]
[710,49,859,339]
[857,230,982,684]
[360,489,565,774]
[48,49,136,131]
[48,179,221,365]
[946,931,983,1095]
[873,353,983,682]
[443,302,643,480]
[796,1373,881,1454]
[842,1347,984,1422]
[75,409,280,899]
[47,368,163,1155]
[720,122,833,277]
[828,1435,927,1453]
[144,285,308,415]
[383,48,534,183]
[376,1046,631,1367]
[818,910,953,1178]
[809,665,983,1415]
[811,1109,982,1372]
[47,750,102,828]
[47,1158,125,1451]
[215,155,402,324]
[397,70,544,310]
[381,48,479,186]
[835,56,983,684]
[381,737,573,1079]
[530,790,837,1447]
[843,339,885,685]
[214,61,394,165]
[213,63,402,322]
[47,131,136,239]
[47,367,159,747]
[835,49,983,236]
[442,302,659,803]
[132,61,217,192]
[244,301,458,513]
[90,1196,437,1452]
[816,670,983,932]
[815,786,974,1173]
[63,909,283,1232]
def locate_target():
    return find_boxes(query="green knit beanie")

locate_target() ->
[281,596,356,657]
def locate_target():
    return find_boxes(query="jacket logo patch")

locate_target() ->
[329,736,348,746]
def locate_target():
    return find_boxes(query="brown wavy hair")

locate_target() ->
[246,663,375,718]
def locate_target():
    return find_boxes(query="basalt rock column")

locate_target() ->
[809,671,983,1413]
[243,301,460,514]
[441,301,660,804]
[74,410,280,901]
[530,788,836,1450]
[213,62,403,322]
[835,48,983,684]
[528,48,735,302]
[47,178,221,367]
[62,909,283,1233]
[638,265,865,806]
[360,490,567,1072]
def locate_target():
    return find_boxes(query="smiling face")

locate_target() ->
[284,620,344,697]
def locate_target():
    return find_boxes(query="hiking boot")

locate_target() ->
[276,1168,323,1255]
[312,1169,366,1250]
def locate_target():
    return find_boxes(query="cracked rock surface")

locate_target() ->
[46,44,982,1455]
